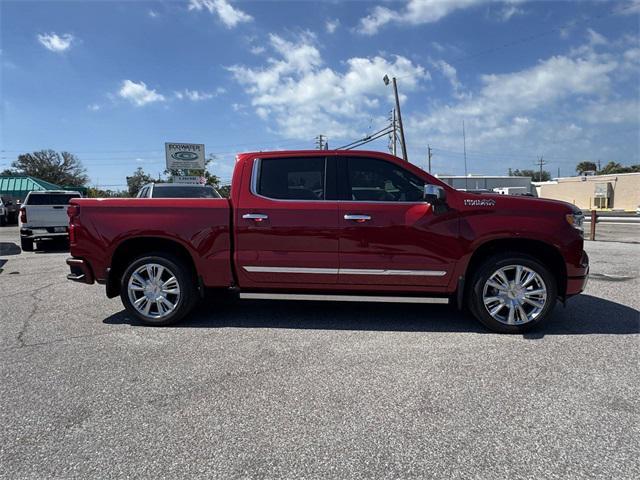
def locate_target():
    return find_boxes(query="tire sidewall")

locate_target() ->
[471,254,557,333]
[120,254,195,326]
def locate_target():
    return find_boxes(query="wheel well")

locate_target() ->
[464,238,567,298]
[106,237,197,298]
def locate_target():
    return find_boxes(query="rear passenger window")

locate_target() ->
[257,157,325,200]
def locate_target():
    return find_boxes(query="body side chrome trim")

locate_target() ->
[244,266,339,274]
[243,266,447,276]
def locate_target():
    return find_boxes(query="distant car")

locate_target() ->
[136,183,221,198]
[19,190,82,251]
[0,197,7,226]
[636,204,640,215]
[1,196,19,223]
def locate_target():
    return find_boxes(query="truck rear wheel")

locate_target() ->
[469,253,557,333]
[120,253,197,326]
[20,237,34,251]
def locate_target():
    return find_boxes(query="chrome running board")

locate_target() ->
[239,293,450,304]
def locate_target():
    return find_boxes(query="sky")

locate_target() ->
[1,0,639,189]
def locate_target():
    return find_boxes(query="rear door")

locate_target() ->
[337,156,456,288]
[234,155,341,287]
[25,193,81,227]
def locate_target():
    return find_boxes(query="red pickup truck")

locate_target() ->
[66,150,588,333]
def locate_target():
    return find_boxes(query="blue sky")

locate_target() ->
[1,0,639,188]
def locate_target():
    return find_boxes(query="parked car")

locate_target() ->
[19,190,82,251]
[0,197,7,226]
[2,196,19,223]
[66,150,589,333]
[136,183,221,198]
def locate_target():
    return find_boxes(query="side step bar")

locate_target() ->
[239,293,450,304]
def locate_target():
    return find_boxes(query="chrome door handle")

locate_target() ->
[242,213,269,222]
[344,214,371,222]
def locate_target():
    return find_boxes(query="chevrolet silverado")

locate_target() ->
[66,150,589,333]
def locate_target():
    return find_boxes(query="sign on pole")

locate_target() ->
[165,143,205,170]
[173,176,206,185]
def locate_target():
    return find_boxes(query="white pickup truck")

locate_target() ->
[19,190,81,251]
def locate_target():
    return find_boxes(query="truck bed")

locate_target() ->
[70,198,233,287]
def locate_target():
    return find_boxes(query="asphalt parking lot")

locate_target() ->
[1,225,638,479]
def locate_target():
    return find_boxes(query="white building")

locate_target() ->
[435,175,533,194]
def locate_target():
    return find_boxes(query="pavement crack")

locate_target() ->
[15,283,53,348]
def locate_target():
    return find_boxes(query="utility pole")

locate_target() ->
[383,75,408,162]
[463,120,468,190]
[597,159,601,172]
[388,109,397,156]
[427,145,433,173]
[315,135,326,150]
[557,167,560,178]
[535,155,547,182]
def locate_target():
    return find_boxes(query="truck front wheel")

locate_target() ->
[469,253,557,333]
[120,253,197,326]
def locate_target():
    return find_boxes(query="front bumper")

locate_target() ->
[66,257,95,284]
[566,250,589,297]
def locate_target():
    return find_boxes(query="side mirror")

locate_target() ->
[424,184,446,205]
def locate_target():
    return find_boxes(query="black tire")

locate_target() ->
[120,253,198,326]
[468,253,557,334]
[0,214,6,226]
[20,237,34,252]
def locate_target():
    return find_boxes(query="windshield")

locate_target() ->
[151,186,221,198]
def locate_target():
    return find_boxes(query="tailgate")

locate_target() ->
[26,205,69,227]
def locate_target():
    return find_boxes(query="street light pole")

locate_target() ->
[384,75,408,162]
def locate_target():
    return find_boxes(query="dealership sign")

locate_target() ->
[173,176,206,185]
[165,143,205,170]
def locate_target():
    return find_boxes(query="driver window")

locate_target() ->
[347,157,424,202]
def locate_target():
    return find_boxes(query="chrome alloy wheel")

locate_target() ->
[127,263,181,319]
[482,265,547,325]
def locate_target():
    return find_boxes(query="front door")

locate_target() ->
[234,155,341,288]
[338,156,457,289]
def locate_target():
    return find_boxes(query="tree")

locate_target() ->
[1,169,15,176]
[512,169,551,182]
[86,187,127,198]
[126,167,155,197]
[576,161,597,174]
[217,184,231,198]
[164,153,220,187]
[10,150,89,186]
[598,162,640,175]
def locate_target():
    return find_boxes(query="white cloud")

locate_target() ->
[37,33,74,53]
[188,0,252,28]
[174,88,225,101]
[496,3,525,22]
[615,0,640,15]
[148,10,159,18]
[432,59,463,96]
[408,42,635,172]
[587,28,608,46]
[325,18,340,34]
[358,0,489,35]
[250,45,265,55]
[118,80,166,106]
[87,103,101,111]
[228,34,428,139]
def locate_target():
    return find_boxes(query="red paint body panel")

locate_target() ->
[69,198,232,287]
[68,149,588,300]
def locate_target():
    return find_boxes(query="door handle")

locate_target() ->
[242,213,269,222]
[344,214,371,222]
[53,206,64,209]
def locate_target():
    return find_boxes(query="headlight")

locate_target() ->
[565,212,584,235]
